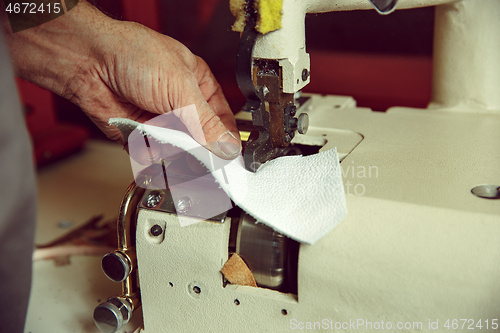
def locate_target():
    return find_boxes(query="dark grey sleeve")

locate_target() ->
[0,28,37,332]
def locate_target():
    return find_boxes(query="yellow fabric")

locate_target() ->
[256,0,283,34]
[229,0,283,34]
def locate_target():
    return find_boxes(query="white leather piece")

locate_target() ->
[110,118,347,244]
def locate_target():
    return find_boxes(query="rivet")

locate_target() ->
[150,224,163,236]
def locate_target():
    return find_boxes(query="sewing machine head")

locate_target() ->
[235,0,402,172]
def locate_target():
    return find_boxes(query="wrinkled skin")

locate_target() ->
[3,1,241,159]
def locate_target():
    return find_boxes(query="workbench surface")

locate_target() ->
[25,140,143,333]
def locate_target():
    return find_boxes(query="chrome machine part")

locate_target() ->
[369,0,398,14]
[235,212,299,292]
[471,185,500,199]
[146,192,163,208]
[138,189,227,223]
[93,297,133,333]
[94,181,145,333]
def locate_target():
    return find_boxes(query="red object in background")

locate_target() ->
[304,51,432,111]
[120,0,161,31]
[113,0,434,113]
[198,0,223,29]
[17,78,89,167]
[217,52,433,114]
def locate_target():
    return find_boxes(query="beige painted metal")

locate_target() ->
[135,210,296,333]
[135,93,499,332]
[430,0,500,112]
[255,0,500,96]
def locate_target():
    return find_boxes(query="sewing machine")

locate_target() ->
[93,0,500,332]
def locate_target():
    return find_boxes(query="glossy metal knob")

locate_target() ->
[101,251,131,283]
[297,113,309,134]
[369,0,398,13]
[94,297,132,333]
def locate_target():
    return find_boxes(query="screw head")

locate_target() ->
[150,224,163,237]
[176,196,192,214]
[301,68,309,82]
[146,193,163,208]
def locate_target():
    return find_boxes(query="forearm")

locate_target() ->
[2,1,111,99]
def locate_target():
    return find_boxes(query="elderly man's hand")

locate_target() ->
[3,1,241,159]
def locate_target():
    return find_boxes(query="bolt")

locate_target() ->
[301,68,309,82]
[146,193,163,208]
[261,86,269,97]
[176,196,192,214]
[193,286,201,294]
[150,224,163,237]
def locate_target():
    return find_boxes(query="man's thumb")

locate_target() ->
[173,104,241,159]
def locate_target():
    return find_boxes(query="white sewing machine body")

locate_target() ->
[94,0,500,332]
[133,95,500,332]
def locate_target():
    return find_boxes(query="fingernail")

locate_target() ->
[216,131,241,159]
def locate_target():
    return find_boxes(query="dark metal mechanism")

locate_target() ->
[235,4,260,113]
[235,0,308,172]
[235,212,299,294]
